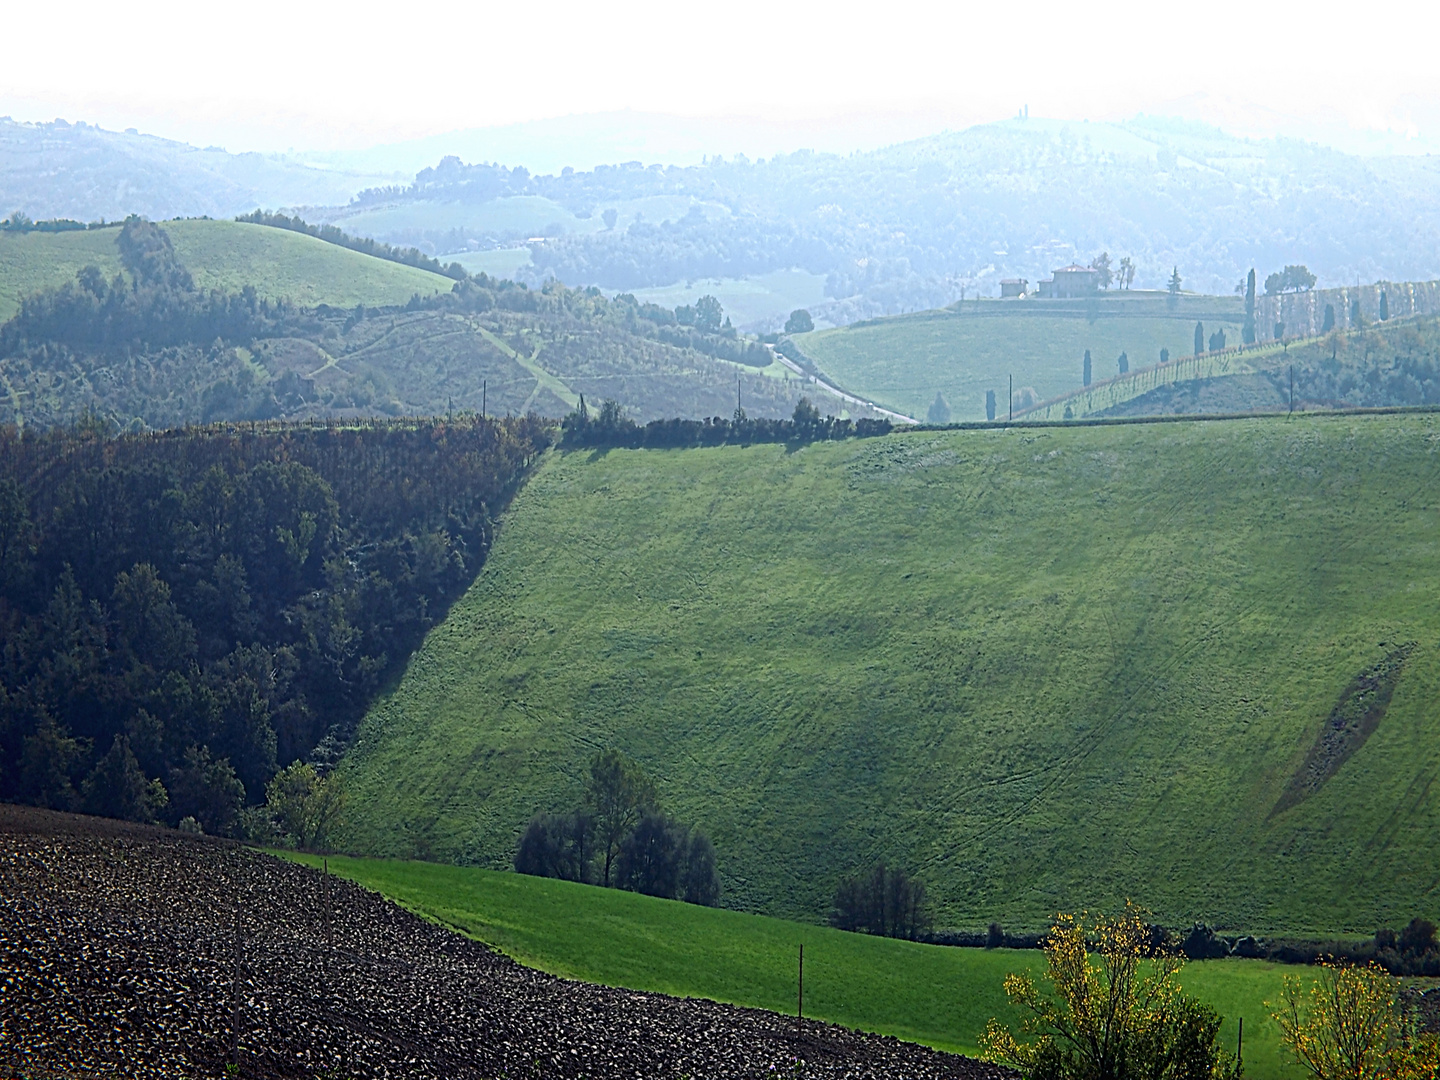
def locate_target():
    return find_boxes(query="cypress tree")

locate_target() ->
[1380,291,1390,321]
[1118,351,1129,374]
[985,389,997,422]
[1322,304,1336,333]
[1194,322,1205,356]
[1083,350,1092,387]
[1243,269,1257,344]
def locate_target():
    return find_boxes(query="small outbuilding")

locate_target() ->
[1000,278,1029,298]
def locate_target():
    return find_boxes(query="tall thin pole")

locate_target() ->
[231,894,243,1074]
[1289,366,1294,414]
[798,944,804,1023]
[482,380,487,418]
[1008,374,1013,424]
[1237,1017,1243,1072]
[324,858,333,953]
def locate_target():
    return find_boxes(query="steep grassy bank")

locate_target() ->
[340,413,1440,936]
[286,853,1298,1078]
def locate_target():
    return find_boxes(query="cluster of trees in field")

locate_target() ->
[324,119,1440,322]
[0,416,550,836]
[236,210,469,280]
[560,396,892,449]
[515,749,720,906]
[829,863,930,940]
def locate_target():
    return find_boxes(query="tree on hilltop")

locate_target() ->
[1090,252,1113,289]
[694,295,724,333]
[1118,256,1135,290]
[1243,268,1257,344]
[784,308,814,334]
[1167,267,1182,309]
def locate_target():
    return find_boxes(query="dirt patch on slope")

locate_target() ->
[0,805,1007,1080]
[1271,642,1416,817]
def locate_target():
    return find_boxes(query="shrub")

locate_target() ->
[983,905,1234,1080]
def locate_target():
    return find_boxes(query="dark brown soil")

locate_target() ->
[0,805,1009,1080]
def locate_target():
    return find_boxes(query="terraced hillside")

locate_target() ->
[0,218,454,321]
[794,293,1246,420]
[341,412,1440,936]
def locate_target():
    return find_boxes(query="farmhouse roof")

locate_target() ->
[1054,264,1097,274]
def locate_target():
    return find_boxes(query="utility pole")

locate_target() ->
[797,944,804,1025]
[231,895,243,1075]
[1289,366,1295,414]
[482,379,487,418]
[1237,1017,1243,1073]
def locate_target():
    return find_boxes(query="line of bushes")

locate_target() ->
[515,750,720,906]
[560,396,892,450]
[236,210,469,281]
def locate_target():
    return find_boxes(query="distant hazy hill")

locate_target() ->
[339,413,1440,937]
[0,118,392,222]
[314,116,1440,326]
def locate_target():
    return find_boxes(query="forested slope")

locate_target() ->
[339,413,1440,937]
[0,415,550,832]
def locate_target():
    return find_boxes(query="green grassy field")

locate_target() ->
[0,219,454,320]
[283,852,1297,1077]
[339,413,1440,938]
[796,293,1246,420]
[625,269,829,330]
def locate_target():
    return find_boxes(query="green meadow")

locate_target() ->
[795,293,1246,419]
[283,853,1299,1078]
[338,413,1440,937]
[0,218,453,320]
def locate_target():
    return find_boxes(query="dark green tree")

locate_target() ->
[81,735,166,823]
[1380,291,1390,321]
[784,309,814,334]
[1167,267,1182,309]
[1243,268,1257,344]
[1194,322,1205,356]
[1351,296,1363,327]
[1322,304,1336,333]
[681,831,721,906]
[602,208,618,230]
[616,811,685,898]
[927,392,952,424]
[1083,350,1092,387]
[1275,321,1285,342]
[1090,252,1113,289]
[167,744,245,836]
[1160,347,1170,364]
[1118,351,1129,374]
[586,748,656,887]
[985,389,997,421]
[694,295,724,333]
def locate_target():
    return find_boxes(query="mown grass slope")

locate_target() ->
[797,294,1246,420]
[0,219,453,320]
[285,853,1297,1078]
[340,414,1440,936]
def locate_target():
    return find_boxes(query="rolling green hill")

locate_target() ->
[283,852,1299,1079]
[0,218,454,321]
[338,412,1440,937]
[794,293,1246,420]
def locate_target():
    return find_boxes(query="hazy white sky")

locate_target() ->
[4,0,1439,155]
